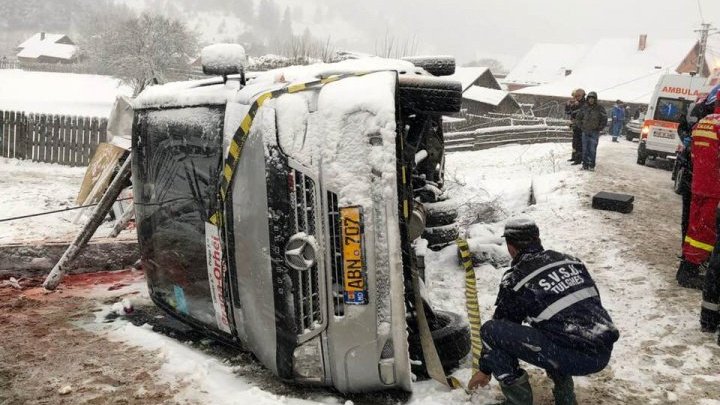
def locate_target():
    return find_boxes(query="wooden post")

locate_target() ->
[89,117,99,160]
[44,154,132,290]
[39,114,48,163]
[70,116,78,166]
[1,111,8,158]
[17,112,28,160]
[51,114,60,164]
[108,201,135,238]
[83,118,92,165]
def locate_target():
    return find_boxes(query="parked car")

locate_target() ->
[625,118,642,141]
[131,45,469,393]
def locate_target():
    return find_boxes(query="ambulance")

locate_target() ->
[637,73,711,165]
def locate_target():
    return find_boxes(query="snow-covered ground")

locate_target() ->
[4,137,720,403]
[0,158,125,243]
[0,70,131,117]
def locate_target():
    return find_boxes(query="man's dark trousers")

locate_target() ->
[480,319,611,382]
[571,127,583,162]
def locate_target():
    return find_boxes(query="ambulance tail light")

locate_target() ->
[641,124,650,140]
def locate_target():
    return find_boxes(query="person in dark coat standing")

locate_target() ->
[575,91,608,171]
[565,89,586,165]
[468,218,619,405]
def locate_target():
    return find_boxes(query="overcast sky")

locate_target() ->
[314,0,720,67]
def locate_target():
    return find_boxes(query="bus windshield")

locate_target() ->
[133,106,225,331]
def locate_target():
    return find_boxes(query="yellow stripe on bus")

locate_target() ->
[256,93,272,106]
[229,141,240,160]
[288,83,306,93]
[240,115,253,135]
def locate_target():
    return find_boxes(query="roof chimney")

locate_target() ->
[40,32,45,40]
[638,34,647,51]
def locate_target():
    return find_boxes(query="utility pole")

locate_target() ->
[695,23,714,76]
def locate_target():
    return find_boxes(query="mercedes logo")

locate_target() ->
[285,233,318,271]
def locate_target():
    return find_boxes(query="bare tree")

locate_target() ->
[374,29,418,59]
[270,28,336,64]
[84,13,198,95]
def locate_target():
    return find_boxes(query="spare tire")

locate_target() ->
[423,223,460,250]
[398,75,462,114]
[408,310,471,378]
[402,56,456,76]
[424,199,459,227]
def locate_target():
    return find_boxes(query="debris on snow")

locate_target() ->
[111,298,134,316]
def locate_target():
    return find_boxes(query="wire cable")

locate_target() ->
[0,197,133,223]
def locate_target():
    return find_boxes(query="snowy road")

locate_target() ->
[2,137,720,404]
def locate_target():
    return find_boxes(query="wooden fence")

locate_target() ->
[0,111,107,166]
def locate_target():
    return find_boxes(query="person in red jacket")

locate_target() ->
[677,86,720,289]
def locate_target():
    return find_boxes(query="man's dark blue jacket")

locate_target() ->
[493,244,619,352]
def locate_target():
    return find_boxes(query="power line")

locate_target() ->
[697,0,705,23]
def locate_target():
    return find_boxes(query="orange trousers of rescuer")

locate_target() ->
[683,113,720,265]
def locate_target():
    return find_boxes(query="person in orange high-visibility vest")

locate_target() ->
[677,86,720,289]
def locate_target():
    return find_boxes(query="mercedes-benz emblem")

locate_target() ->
[285,233,318,271]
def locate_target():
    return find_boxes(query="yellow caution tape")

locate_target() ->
[457,239,482,375]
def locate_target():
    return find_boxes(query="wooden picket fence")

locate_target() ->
[0,111,108,166]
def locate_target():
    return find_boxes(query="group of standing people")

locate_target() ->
[674,85,720,346]
[565,89,609,171]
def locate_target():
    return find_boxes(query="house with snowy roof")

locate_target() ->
[16,32,79,64]
[445,66,520,116]
[503,43,589,91]
[510,35,715,114]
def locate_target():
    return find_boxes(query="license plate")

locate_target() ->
[340,206,368,305]
[652,130,676,140]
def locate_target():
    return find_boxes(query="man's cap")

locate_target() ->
[587,91,598,99]
[501,218,540,242]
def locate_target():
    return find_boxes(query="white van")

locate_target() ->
[637,73,711,165]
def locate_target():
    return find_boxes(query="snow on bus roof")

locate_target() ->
[135,56,421,109]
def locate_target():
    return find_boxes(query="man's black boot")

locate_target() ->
[550,374,577,405]
[700,304,719,333]
[676,260,704,290]
[497,370,533,405]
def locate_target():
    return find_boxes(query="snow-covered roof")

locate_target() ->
[0,70,132,117]
[463,85,508,106]
[16,33,77,61]
[17,33,70,49]
[514,38,699,104]
[446,67,491,91]
[17,43,77,60]
[504,43,589,86]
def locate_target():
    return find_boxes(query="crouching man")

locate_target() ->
[468,219,619,405]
